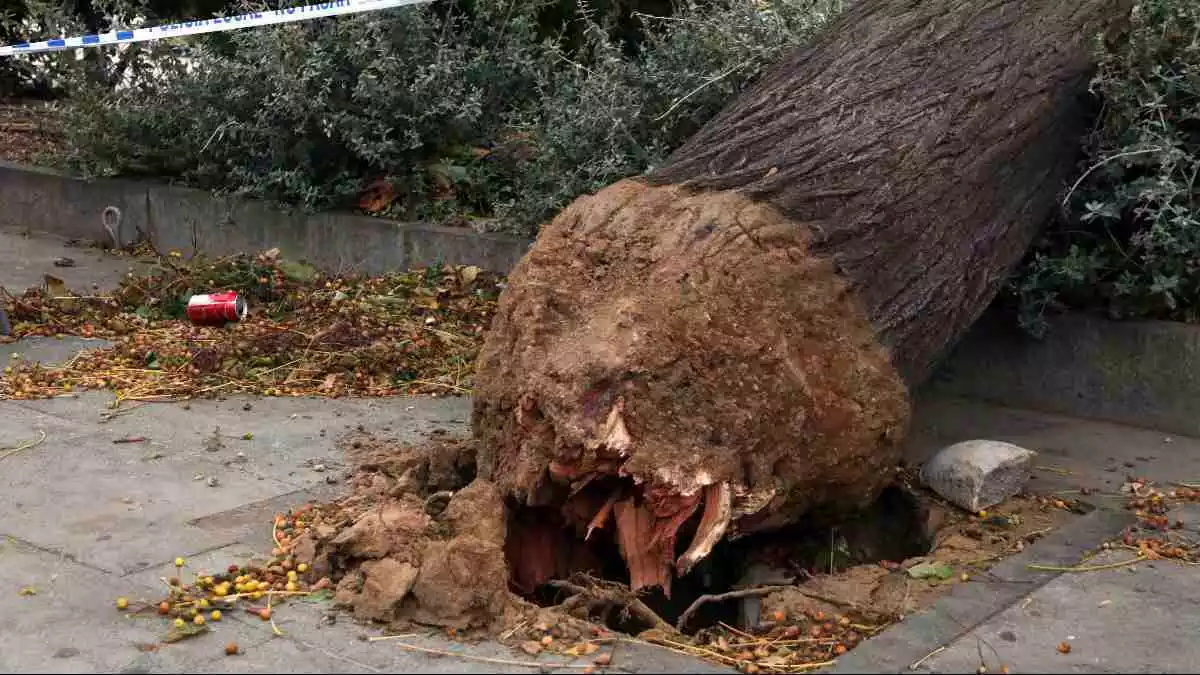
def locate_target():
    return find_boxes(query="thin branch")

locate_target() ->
[1060,146,1164,211]
[677,585,783,631]
[654,61,748,122]
[547,580,678,635]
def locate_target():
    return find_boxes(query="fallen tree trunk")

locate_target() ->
[474,0,1125,594]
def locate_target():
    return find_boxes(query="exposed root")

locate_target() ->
[548,578,679,636]
[586,492,619,541]
[676,586,785,632]
[677,483,733,576]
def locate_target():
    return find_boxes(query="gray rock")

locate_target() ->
[737,562,793,629]
[920,439,1036,512]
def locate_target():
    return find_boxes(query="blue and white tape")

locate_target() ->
[0,0,431,57]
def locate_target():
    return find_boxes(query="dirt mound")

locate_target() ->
[286,434,512,630]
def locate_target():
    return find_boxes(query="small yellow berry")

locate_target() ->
[297,563,309,573]
[285,581,298,592]
[977,510,988,518]
[211,610,222,622]
[174,618,186,628]
[287,570,298,582]
[198,598,210,609]
[116,597,129,610]
[175,557,185,567]
[251,591,264,600]
[194,614,206,625]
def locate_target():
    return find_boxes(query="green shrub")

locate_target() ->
[1012,0,1200,335]
[57,0,841,235]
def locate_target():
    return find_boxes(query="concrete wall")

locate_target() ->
[928,310,1200,438]
[6,162,1200,437]
[0,162,530,274]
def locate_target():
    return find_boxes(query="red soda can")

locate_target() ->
[186,291,247,325]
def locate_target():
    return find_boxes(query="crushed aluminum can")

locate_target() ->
[186,291,247,326]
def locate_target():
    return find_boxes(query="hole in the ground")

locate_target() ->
[506,481,934,635]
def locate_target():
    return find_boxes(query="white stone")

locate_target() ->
[920,439,1036,512]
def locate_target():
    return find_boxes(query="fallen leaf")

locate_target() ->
[43,275,67,298]
[18,586,37,596]
[459,266,481,285]
[906,561,955,580]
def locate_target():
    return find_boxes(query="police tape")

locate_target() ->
[0,0,432,57]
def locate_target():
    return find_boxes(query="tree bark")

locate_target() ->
[474,0,1126,594]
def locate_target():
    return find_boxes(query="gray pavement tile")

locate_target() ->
[0,538,266,674]
[828,507,1135,674]
[0,415,298,573]
[919,567,1200,674]
[0,336,113,367]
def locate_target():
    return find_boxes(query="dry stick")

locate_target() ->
[1028,556,1143,573]
[909,645,946,670]
[1060,146,1164,211]
[653,61,747,122]
[547,580,678,636]
[677,586,783,632]
[370,639,606,669]
[0,430,48,461]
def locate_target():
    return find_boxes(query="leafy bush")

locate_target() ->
[56,0,841,235]
[1012,0,1200,334]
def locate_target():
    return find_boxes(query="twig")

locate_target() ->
[548,580,677,635]
[1035,465,1072,475]
[0,430,47,461]
[411,379,472,393]
[1027,556,1142,573]
[654,61,747,122]
[267,591,283,636]
[373,639,606,669]
[678,586,786,631]
[779,660,836,671]
[645,636,742,665]
[909,645,946,670]
[1060,147,1164,211]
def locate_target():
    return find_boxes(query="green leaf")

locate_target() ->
[145,351,160,370]
[906,561,954,580]
[278,260,318,283]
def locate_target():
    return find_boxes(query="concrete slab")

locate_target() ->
[917,548,1200,674]
[0,538,268,674]
[0,409,299,573]
[0,225,146,294]
[0,336,113,366]
[828,507,1136,674]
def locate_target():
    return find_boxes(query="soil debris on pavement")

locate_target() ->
[1,247,501,401]
[1100,479,1200,564]
[138,431,1078,673]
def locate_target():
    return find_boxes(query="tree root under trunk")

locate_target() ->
[548,578,679,636]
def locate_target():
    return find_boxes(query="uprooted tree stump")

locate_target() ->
[474,0,1127,595]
